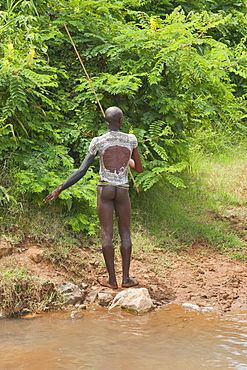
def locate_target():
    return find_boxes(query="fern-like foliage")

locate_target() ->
[135,160,187,191]
[149,141,168,161]
[135,170,161,191]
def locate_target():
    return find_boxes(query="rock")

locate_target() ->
[27,246,44,263]
[78,304,87,310]
[182,302,215,313]
[70,310,84,320]
[58,282,76,293]
[201,306,214,312]
[0,311,5,319]
[182,303,200,311]
[0,238,13,258]
[58,282,84,305]
[98,292,113,307]
[81,282,88,289]
[109,288,154,314]
[86,291,98,304]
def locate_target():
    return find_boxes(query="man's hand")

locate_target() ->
[129,158,135,169]
[129,148,143,173]
[43,184,63,204]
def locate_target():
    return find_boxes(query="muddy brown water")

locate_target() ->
[1,305,247,370]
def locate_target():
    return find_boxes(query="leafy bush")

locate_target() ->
[0,0,247,232]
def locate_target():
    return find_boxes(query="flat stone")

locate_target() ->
[86,292,98,303]
[59,282,77,293]
[201,306,214,312]
[109,288,154,314]
[58,282,84,305]
[98,292,113,307]
[182,302,200,311]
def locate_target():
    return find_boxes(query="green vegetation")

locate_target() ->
[1,1,247,266]
[1,0,247,232]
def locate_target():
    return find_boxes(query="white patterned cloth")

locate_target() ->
[88,131,138,185]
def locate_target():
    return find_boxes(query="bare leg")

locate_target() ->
[114,188,139,287]
[97,185,118,288]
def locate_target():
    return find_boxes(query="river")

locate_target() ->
[1,305,247,369]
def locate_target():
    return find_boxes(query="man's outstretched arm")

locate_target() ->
[43,152,95,203]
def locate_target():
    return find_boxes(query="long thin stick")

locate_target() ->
[64,24,105,118]
[64,24,139,193]
[129,167,139,193]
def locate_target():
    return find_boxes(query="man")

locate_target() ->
[44,106,143,289]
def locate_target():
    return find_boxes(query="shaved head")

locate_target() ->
[105,106,123,125]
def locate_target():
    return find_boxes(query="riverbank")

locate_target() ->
[1,232,247,317]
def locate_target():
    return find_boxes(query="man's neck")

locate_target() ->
[107,124,120,132]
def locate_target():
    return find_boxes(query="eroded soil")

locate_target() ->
[1,233,247,315]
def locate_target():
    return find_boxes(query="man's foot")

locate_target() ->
[121,278,139,288]
[99,278,118,289]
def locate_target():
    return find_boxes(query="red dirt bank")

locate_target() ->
[1,238,247,315]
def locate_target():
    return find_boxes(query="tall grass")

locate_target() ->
[131,130,247,258]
